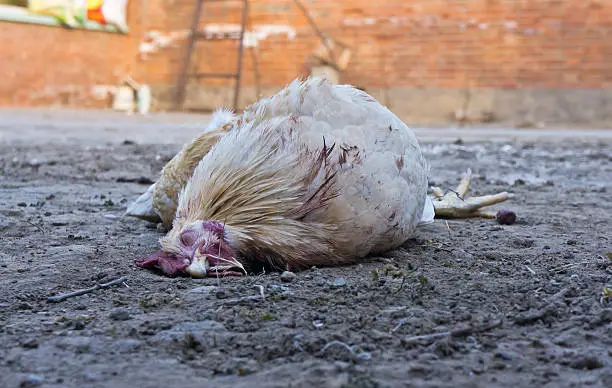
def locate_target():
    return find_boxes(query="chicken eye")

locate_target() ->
[180,230,197,247]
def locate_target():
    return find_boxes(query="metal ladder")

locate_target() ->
[173,0,248,112]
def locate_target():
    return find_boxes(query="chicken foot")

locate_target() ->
[430,168,513,219]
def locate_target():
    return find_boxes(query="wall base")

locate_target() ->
[151,85,612,128]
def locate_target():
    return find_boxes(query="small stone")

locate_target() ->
[215,288,228,299]
[417,352,440,361]
[83,372,101,382]
[21,339,39,349]
[236,359,260,376]
[280,271,297,283]
[280,319,296,328]
[370,329,392,340]
[494,351,514,361]
[496,210,517,225]
[27,158,41,167]
[598,309,612,324]
[328,277,347,288]
[17,302,33,310]
[570,355,603,370]
[109,308,131,321]
[20,374,43,387]
[17,202,27,207]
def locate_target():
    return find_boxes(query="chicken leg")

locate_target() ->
[430,169,512,219]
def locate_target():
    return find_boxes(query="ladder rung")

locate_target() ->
[189,73,239,79]
[192,32,243,40]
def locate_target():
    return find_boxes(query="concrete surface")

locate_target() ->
[1,108,611,147]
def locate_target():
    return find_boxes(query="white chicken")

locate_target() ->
[127,77,512,277]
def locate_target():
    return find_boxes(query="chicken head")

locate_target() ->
[135,221,245,277]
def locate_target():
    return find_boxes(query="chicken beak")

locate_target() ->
[185,255,209,278]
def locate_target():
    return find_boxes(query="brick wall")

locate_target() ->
[0,1,145,107]
[2,0,612,125]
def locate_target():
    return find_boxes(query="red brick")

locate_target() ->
[1,0,611,107]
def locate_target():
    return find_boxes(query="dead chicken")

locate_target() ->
[127,77,512,277]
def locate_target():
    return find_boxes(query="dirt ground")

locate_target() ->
[1,110,611,388]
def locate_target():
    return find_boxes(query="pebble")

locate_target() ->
[495,210,516,225]
[83,372,101,382]
[328,277,347,288]
[280,271,296,283]
[21,339,39,349]
[109,308,131,321]
[417,352,440,361]
[17,302,33,310]
[569,355,604,370]
[20,374,43,387]
[370,329,392,340]
[598,309,612,324]
[0,219,12,230]
[494,351,514,361]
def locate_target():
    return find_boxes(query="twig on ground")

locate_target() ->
[547,286,573,303]
[246,268,267,287]
[525,265,536,275]
[419,243,454,253]
[221,295,264,305]
[445,220,452,238]
[392,277,406,295]
[549,261,591,273]
[402,319,502,345]
[47,277,128,303]
[391,318,407,333]
[25,219,47,234]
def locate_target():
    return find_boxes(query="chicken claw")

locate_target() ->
[430,169,513,219]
